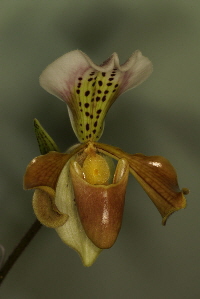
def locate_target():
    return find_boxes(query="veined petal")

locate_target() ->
[24,152,71,190]
[39,50,152,142]
[23,144,86,190]
[23,145,84,227]
[23,152,73,227]
[95,142,188,225]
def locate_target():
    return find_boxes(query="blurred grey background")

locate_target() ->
[0,0,199,298]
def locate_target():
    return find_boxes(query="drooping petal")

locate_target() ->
[70,158,129,249]
[39,50,152,142]
[95,142,188,225]
[23,144,86,228]
[32,187,68,228]
[24,152,71,190]
[23,144,86,190]
[54,158,102,266]
[23,152,72,227]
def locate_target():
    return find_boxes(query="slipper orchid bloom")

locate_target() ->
[24,50,188,266]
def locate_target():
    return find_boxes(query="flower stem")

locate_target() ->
[0,219,42,286]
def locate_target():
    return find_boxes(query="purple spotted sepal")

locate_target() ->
[39,50,153,143]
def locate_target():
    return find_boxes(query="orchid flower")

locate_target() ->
[24,50,188,266]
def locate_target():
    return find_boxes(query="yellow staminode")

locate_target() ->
[82,153,110,185]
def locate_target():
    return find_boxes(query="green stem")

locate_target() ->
[0,219,42,286]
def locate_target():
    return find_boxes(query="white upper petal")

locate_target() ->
[39,50,153,142]
[39,50,152,102]
[39,50,91,101]
[118,50,153,95]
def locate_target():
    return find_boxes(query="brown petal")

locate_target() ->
[24,143,86,190]
[70,158,129,249]
[33,187,68,228]
[24,152,70,190]
[95,142,188,225]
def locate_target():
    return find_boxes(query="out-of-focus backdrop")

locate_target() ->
[1,1,199,298]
